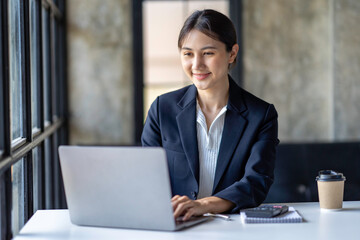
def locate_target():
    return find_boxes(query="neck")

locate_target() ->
[197,80,229,113]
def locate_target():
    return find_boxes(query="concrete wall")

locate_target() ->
[243,0,360,142]
[67,0,133,145]
[333,0,360,140]
[66,0,360,144]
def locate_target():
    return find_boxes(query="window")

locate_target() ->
[9,0,24,145]
[11,159,25,236]
[44,137,53,209]
[51,18,59,119]
[42,7,51,126]
[32,146,41,213]
[30,0,41,133]
[0,0,67,239]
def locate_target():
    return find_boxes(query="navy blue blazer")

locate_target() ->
[141,77,279,213]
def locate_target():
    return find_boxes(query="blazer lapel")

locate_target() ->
[213,77,248,193]
[176,85,200,184]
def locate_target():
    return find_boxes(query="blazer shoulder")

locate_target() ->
[228,78,274,114]
[241,88,271,109]
[157,84,196,109]
[238,87,278,120]
[159,85,190,100]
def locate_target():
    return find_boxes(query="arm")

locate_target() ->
[214,104,279,212]
[141,97,162,147]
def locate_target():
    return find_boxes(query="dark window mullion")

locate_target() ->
[50,14,57,120]
[40,141,46,210]
[0,174,5,240]
[49,134,54,209]
[23,152,33,221]
[57,0,68,208]
[23,0,34,221]
[52,131,60,208]
[4,169,12,240]
[20,0,31,143]
[49,12,61,209]
[58,127,67,208]
[132,0,144,144]
[38,8,46,213]
[33,0,45,212]
[1,0,13,239]
[0,0,4,154]
[41,5,54,210]
[2,0,11,158]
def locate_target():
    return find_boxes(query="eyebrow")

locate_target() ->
[181,46,217,51]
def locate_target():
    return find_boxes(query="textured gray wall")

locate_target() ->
[66,0,359,144]
[333,0,360,140]
[243,0,360,142]
[67,0,133,144]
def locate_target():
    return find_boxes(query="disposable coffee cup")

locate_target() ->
[316,170,346,210]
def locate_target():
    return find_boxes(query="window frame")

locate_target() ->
[0,0,68,239]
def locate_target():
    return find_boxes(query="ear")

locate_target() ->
[228,44,239,63]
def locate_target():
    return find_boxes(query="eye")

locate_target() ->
[204,52,214,56]
[183,52,193,56]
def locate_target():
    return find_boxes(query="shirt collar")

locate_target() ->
[196,99,227,130]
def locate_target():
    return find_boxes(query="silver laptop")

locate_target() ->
[58,146,210,231]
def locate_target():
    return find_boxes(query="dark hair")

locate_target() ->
[178,9,237,53]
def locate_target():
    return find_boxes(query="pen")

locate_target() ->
[203,213,231,221]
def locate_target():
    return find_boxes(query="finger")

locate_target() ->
[180,200,205,221]
[173,200,193,219]
[171,195,181,210]
[172,195,190,210]
[171,195,188,204]
[183,208,195,221]
[171,195,181,201]
[174,203,188,219]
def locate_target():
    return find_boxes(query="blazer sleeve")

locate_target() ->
[141,97,162,147]
[214,104,279,213]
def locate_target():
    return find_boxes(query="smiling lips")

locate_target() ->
[192,73,211,80]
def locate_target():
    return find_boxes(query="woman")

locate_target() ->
[142,9,279,221]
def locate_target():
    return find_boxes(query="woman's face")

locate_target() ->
[180,30,238,93]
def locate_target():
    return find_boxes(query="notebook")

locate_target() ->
[58,146,210,231]
[240,207,303,223]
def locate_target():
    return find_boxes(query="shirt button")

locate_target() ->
[191,191,197,199]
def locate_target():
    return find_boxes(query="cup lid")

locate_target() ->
[316,170,346,181]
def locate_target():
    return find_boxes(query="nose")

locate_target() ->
[192,55,204,70]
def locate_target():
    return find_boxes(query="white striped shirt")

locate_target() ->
[196,101,227,199]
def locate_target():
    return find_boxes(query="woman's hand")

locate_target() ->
[171,195,235,221]
[171,195,204,221]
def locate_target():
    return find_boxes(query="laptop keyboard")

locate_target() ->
[175,216,209,226]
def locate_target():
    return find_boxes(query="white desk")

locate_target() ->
[14,201,360,240]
